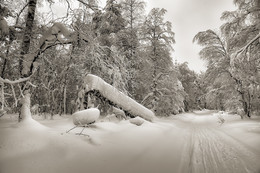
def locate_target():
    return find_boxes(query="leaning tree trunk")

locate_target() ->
[19,0,37,121]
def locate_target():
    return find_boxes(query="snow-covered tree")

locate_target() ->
[177,62,202,111]
[194,0,260,117]
[0,0,97,121]
[138,8,185,115]
[118,0,145,95]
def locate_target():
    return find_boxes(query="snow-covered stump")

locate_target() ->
[72,108,100,125]
[81,74,156,122]
[67,108,100,136]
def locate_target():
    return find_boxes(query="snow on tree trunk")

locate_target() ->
[82,74,155,121]
[20,92,32,121]
[18,0,37,122]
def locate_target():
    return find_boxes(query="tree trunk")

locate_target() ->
[0,82,4,110]
[20,92,32,121]
[63,85,67,115]
[240,91,248,119]
[247,90,251,118]
[19,0,37,121]
[20,0,37,76]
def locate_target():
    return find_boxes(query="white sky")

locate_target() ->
[50,0,236,73]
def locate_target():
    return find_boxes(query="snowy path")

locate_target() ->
[152,111,260,173]
[179,124,260,173]
[0,111,260,173]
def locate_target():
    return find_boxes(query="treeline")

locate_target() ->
[0,0,193,117]
[1,0,258,118]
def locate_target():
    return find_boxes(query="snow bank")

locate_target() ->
[72,108,100,125]
[1,111,260,173]
[16,118,48,130]
[83,74,155,121]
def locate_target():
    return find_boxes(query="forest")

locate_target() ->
[0,0,259,120]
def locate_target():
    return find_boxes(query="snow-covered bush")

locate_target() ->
[73,108,100,125]
[109,107,126,120]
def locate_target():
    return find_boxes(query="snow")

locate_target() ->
[83,74,155,121]
[72,108,100,125]
[129,116,145,126]
[0,110,260,173]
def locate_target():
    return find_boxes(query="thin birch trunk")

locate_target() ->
[63,85,66,115]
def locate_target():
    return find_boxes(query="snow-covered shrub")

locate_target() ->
[237,108,245,119]
[73,108,100,125]
[217,114,225,124]
[110,107,126,120]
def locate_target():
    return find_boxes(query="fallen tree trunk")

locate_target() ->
[82,74,155,122]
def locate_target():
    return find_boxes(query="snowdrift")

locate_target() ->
[83,74,155,121]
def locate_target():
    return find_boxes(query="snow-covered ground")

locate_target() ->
[0,110,260,173]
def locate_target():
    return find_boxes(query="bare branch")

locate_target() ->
[77,0,100,12]
[27,81,37,88]
[10,84,18,107]
[16,2,29,25]
[141,92,153,104]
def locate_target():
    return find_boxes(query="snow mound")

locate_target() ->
[83,74,155,121]
[73,108,100,125]
[16,118,48,130]
[129,116,145,126]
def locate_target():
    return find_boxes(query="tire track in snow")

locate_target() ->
[183,126,260,173]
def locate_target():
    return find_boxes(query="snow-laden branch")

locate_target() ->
[154,72,168,81]
[15,2,29,25]
[0,76,31,84]
[10,84,18,107]
[77,0,100,12]
[235,32,260,56]
[141,92,153,104]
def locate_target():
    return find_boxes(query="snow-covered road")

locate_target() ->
[178,119,260,173]
[0,111,260,173]
[127,110,260,173]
